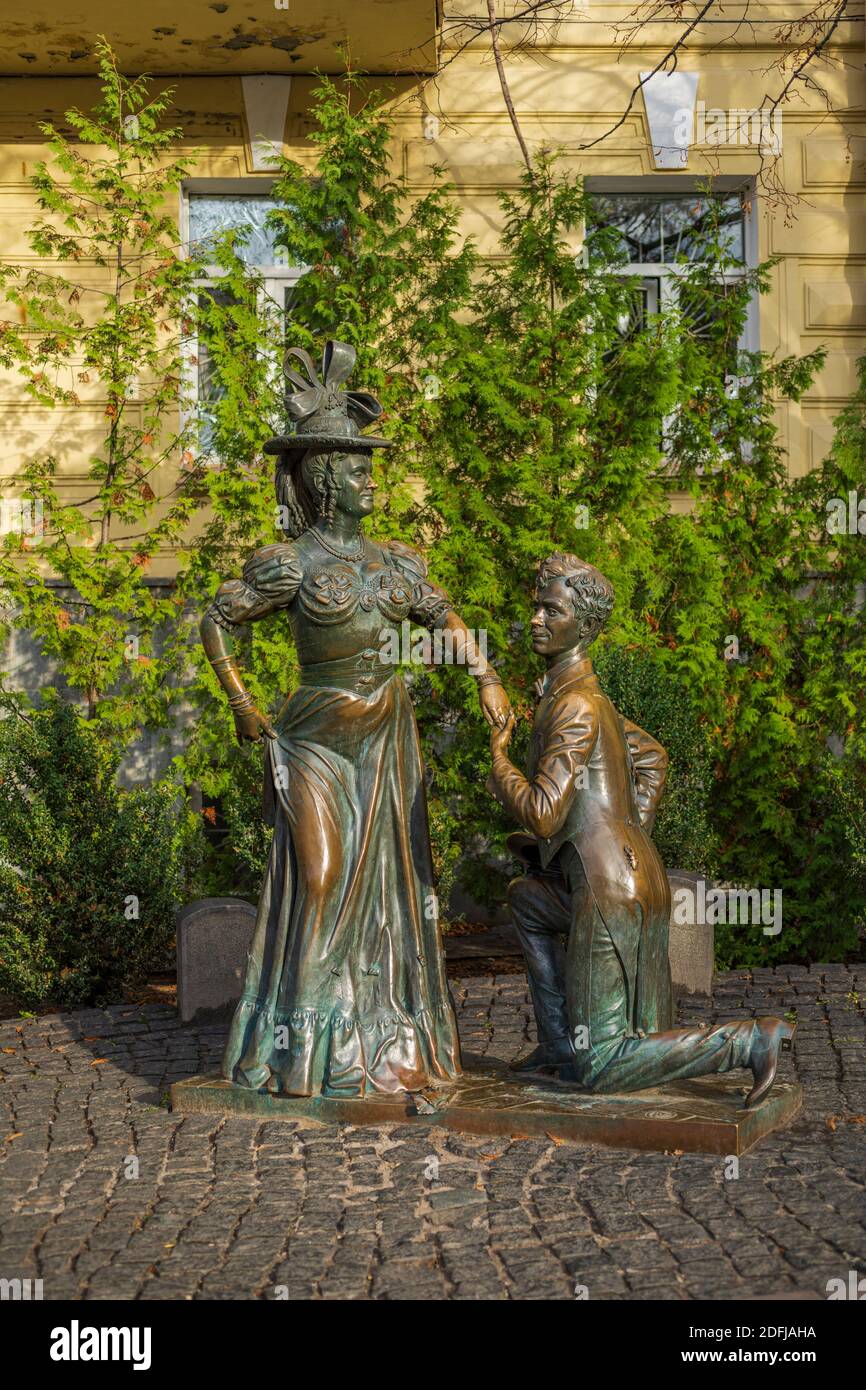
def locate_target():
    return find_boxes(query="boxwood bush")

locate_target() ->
[0,693,191,1010]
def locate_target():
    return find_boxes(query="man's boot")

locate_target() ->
[746,1016,796,1108]
[510,1037,574,1075]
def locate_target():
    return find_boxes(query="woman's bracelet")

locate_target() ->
[475,670,504,689]
[227,691,256,715]
[208,654,256,715]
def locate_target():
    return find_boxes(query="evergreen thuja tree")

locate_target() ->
[788,355,866,954]
[413,168,863,964]
[797,352,866,778]
[645,208,866,964]
[265,71,477,535]
[0,41,207,739]
[411,155,692,902]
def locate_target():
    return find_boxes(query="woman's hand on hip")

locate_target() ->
[234,707,277,744]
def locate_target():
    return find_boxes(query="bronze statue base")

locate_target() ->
[171,1058,802,1155]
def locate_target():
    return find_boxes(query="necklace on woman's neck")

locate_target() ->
[312,524,365,560]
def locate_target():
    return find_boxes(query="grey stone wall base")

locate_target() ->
[667,869,715,998]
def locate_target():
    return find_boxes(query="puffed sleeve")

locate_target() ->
[384,540,453,631]
[205,543,302,630]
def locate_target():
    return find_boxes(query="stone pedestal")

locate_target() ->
[171,1059,802,1156]
[176,897,256,1025]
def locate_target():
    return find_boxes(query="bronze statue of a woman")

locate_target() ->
[200,341,510,1099]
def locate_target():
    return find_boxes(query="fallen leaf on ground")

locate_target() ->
[827,1112,866,1130]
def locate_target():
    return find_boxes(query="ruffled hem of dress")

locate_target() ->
[222,995,461,1099]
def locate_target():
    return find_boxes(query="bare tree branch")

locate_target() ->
[390,1,861,209]
[577,0,718,151]
[485,0,534,173]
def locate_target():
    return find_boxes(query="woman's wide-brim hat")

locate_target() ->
[263,419,392,455]
[264,339,393,455]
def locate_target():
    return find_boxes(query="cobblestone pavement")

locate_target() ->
[1,965,864,1301]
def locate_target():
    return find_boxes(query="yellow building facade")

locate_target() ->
[0,1,863,574]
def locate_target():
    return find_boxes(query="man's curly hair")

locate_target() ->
[535,553,615,646]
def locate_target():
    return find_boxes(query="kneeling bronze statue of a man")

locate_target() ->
[487,553,794,1108]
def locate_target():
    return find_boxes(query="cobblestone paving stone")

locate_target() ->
[0,965,864,1301]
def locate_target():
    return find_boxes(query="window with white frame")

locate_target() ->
[182,188,304,456]
[585,187,756,362]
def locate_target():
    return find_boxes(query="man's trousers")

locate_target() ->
[507,859,756,1093]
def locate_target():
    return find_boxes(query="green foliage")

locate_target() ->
[0,692,192,1009]
[426,789,463,921]
[0,41,207,735]
[0,42,277,901]
[645,235,865,964]
[406,156,684,909]
[3,57,863,973]
[405,161,864,964]
[190,82,865,964]
[217,746,273,889]
[266,71,477,529]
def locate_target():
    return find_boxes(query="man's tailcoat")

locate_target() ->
[487,652,674,1041]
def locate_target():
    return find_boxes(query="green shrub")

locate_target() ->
[217,746,272,890]
[0,693,192,1009]
[425,788,463,923]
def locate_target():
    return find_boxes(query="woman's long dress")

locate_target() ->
[206,531,462,1098]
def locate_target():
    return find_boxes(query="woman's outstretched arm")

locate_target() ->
[440,610,512,729]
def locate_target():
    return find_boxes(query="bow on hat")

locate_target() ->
[284,340,383,429]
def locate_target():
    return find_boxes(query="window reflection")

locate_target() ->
[588,193,745,264]
[188,195,287,266]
